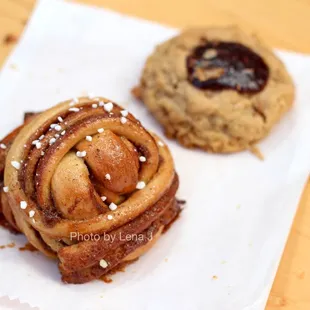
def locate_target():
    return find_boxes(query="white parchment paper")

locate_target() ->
[1,0,310,309]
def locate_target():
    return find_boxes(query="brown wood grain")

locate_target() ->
[1,0,310,309]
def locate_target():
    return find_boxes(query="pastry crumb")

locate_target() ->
[131,86,143,100]
[19,243,37,252]
[0,242,15,249]
[101,276,112,283]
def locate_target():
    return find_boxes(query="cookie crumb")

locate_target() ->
[131,86,142,100]
[249,145,264,160]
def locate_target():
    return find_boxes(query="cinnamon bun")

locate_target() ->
[0,97,181,284]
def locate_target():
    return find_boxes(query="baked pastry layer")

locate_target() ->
[0,97,180,284]
[134,26,295,153]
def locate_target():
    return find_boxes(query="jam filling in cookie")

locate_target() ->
[186,41,269,93]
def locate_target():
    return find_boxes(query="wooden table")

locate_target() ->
[1,0,310,308]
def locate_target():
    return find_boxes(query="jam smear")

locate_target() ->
[186,41,269,93]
